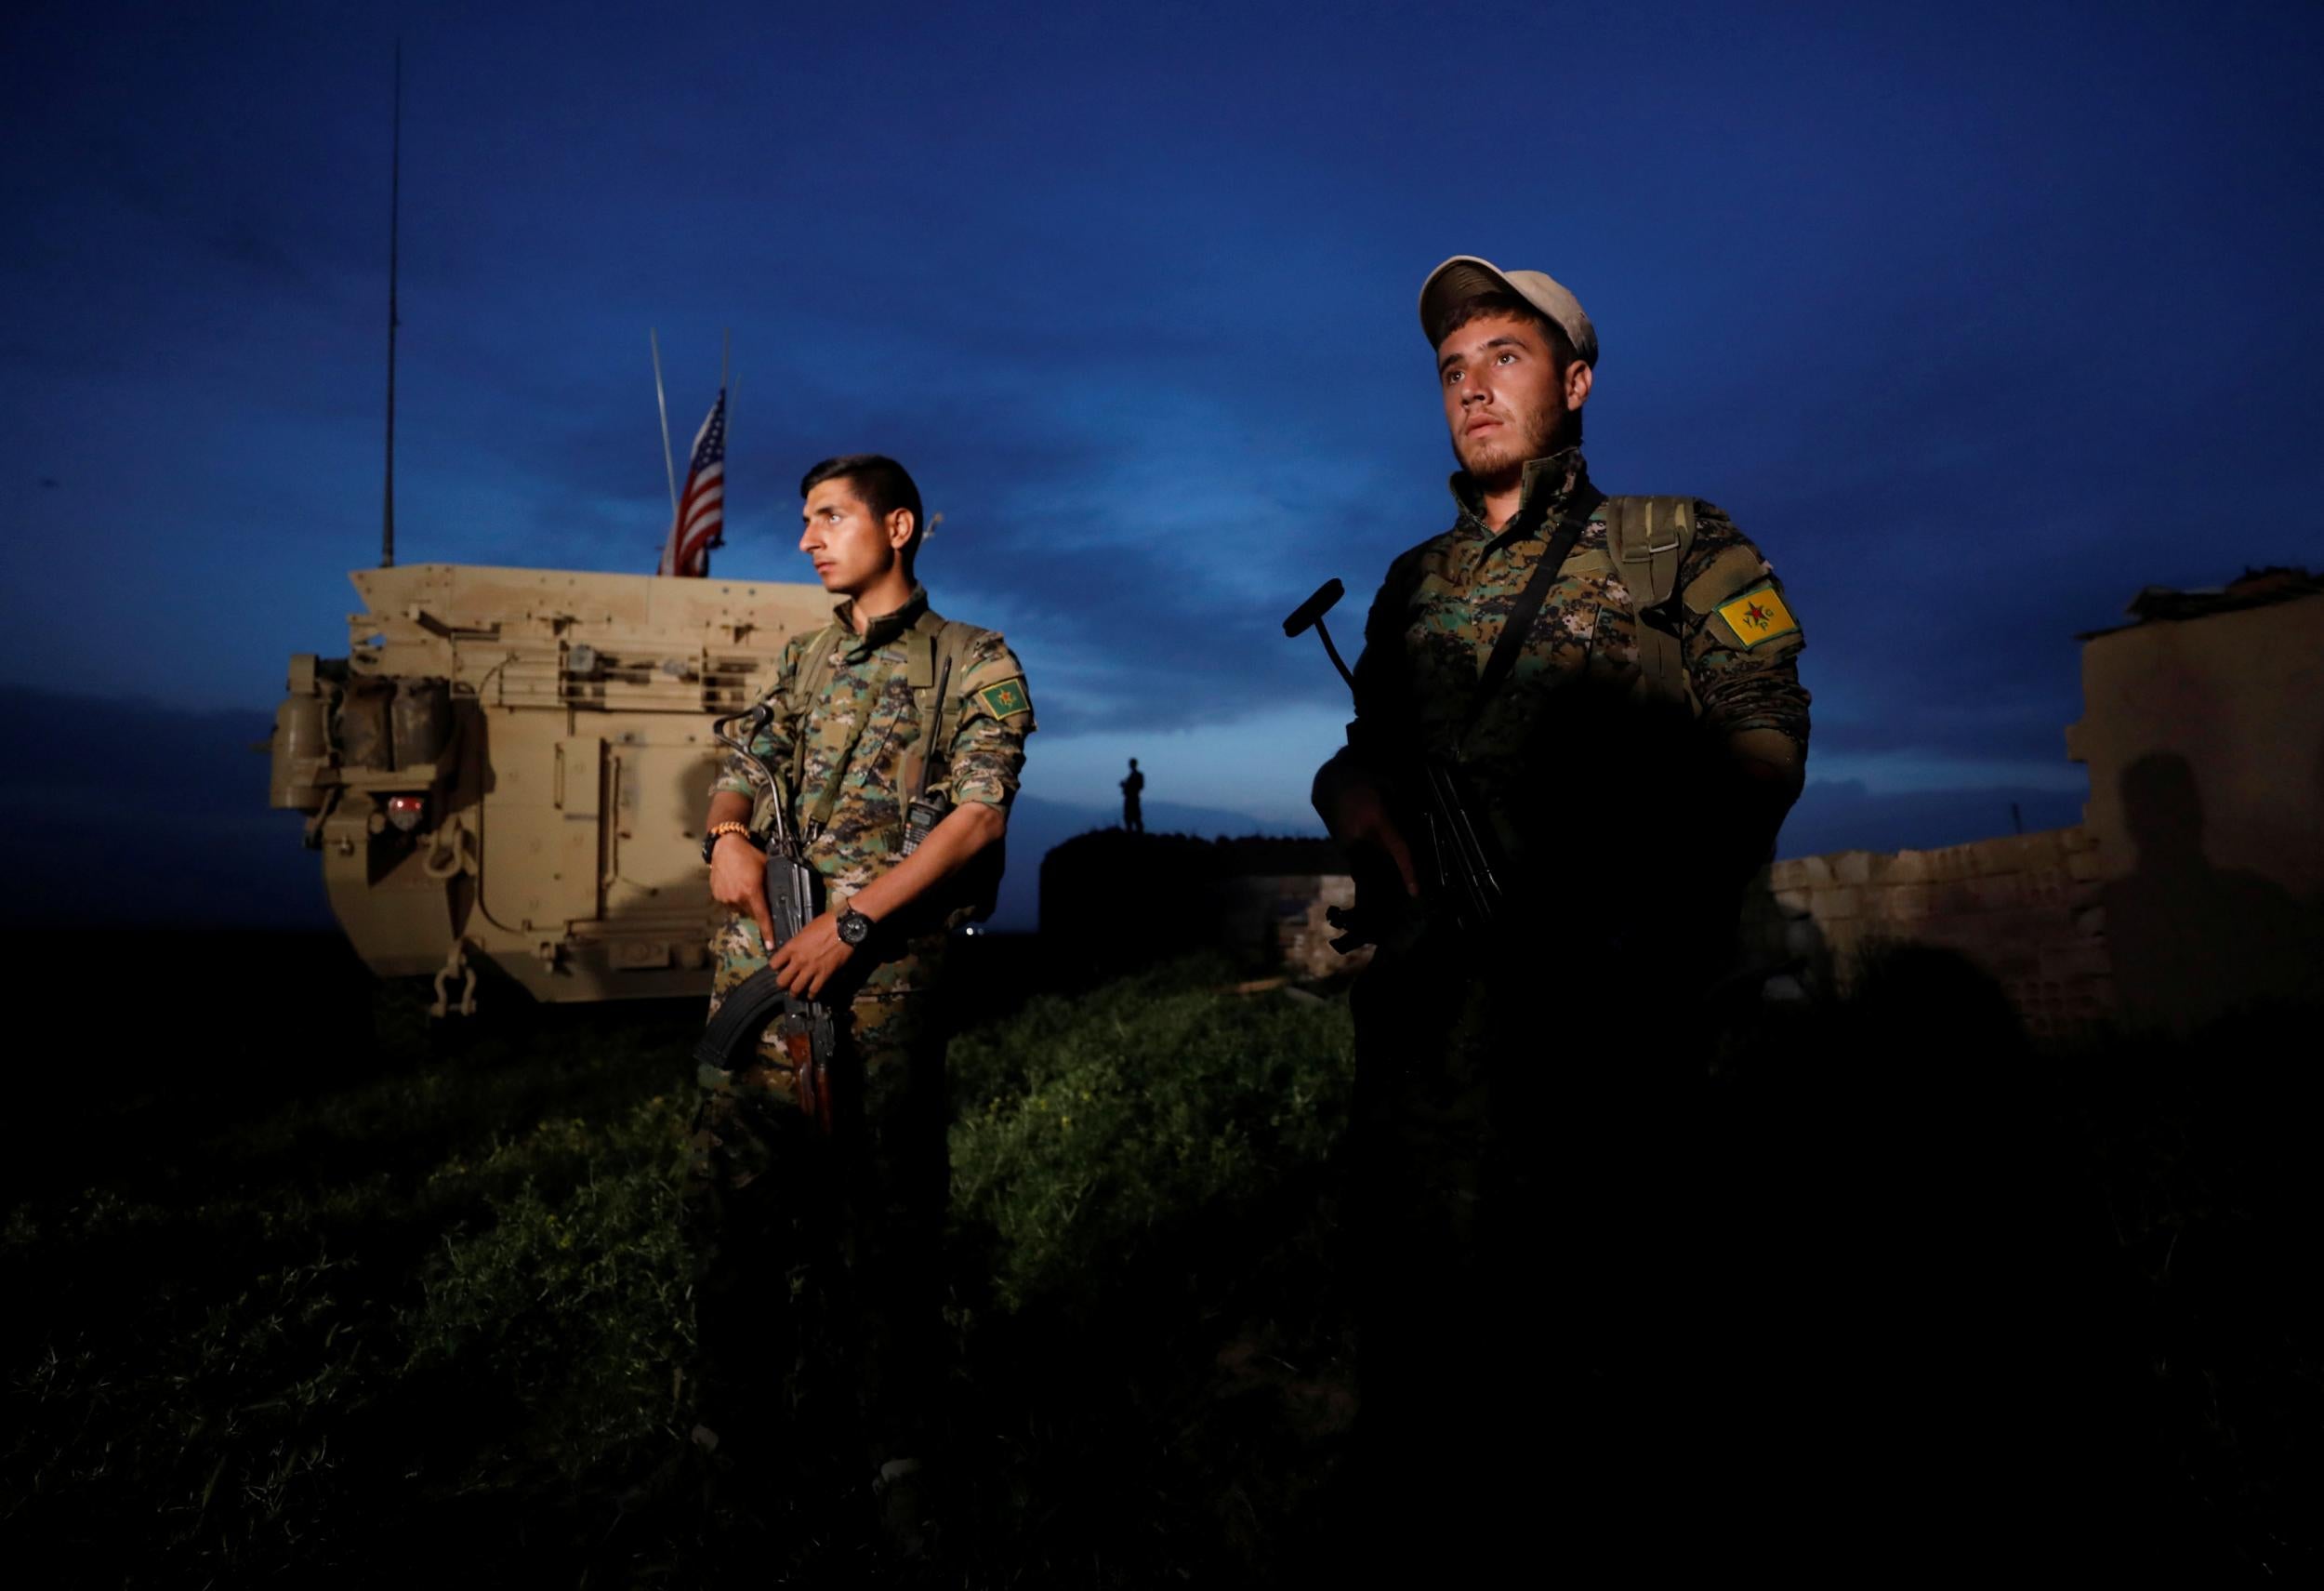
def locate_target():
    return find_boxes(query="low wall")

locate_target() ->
[1039,830,1367,980]
[1245,871,1369,979]
[1748,826,2113,1039]
[1045,826,2131,1029]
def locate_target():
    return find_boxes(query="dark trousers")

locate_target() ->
[1340,935,1708,1571]
[683,993,950,1477]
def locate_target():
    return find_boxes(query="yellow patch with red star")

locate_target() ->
[1714,584,1800,649]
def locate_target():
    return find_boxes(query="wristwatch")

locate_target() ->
[835,906,877,947]
[701,822,762,866]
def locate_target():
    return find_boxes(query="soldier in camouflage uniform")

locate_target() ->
[688,454,1033,1539]
[1310,259,1811,1567]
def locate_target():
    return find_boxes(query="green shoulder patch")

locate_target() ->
[977,677,1032,720]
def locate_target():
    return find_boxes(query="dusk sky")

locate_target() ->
[6,0,2322,914]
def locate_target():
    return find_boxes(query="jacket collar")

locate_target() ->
[1449,447,1595,545]
[834,582,930,658]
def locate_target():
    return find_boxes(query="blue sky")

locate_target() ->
[5,0,2321,856]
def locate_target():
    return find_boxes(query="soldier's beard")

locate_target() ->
[1453,405,1571,484]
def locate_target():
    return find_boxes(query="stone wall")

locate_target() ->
[1746,826,2114,1039]
[1251,871,1370,979]
[1046,825,2120,1022]
[1039,830,1368,981]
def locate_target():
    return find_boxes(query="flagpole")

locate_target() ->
[712,329,732,577]
[380,41,402,570]
[650,329,678,519]
[726,369,739,545]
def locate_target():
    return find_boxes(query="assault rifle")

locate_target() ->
[1283,579,1504,944]
[694,700,839,1133]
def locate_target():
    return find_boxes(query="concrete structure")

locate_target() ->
[1747,571,2322,1034]
[2067,572,2324,1028]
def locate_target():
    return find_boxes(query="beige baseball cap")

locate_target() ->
[1419,255,1597,366]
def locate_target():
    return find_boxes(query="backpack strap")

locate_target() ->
[1461,493,1602,738]
[901,608,988,799]
[910,608,1010,924]
[778,619,851,828]
[1604,496,1697,709]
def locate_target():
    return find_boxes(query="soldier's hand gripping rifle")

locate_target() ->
[693,701,840,1133]
[1284,579,1504,945]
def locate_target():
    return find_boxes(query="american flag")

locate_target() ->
[657,390,726,577]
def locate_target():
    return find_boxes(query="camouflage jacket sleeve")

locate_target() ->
[709,633,805,802]
[944,630,1036,813]
[1677,502,1811,749]
[1340,542,1432,775]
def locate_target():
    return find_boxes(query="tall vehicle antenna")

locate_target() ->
[650,328,679,517]
[380,41,403,569]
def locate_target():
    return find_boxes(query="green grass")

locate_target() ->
[3,938,2316,1582]
[3,992,707,1578]
[949,956,1351,1311]
[1,951,1358,1583]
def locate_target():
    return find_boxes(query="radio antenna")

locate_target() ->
[650,329,678,518]
[380,41,403,569]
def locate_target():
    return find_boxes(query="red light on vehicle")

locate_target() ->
[386,794,426,833]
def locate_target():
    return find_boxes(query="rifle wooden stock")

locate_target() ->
[701,701,841,1134]
[694,962,839,1134]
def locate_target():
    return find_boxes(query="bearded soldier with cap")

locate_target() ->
[1310,259,1810,1562]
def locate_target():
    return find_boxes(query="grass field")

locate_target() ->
[2,932,2316,1583]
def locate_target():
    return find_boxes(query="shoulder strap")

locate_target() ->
[908,609,1008,925]
[904,610,988,795]
[1604,496,1697,709]
[782,620,850,808]
[1461,493,1603,736]
[783,618,849,713]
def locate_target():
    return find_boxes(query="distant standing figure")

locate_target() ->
[1120,757,1145,832]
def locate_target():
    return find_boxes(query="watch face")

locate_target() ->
[838,909,872,946]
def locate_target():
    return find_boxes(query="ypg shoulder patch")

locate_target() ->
[977,677,1033,719]
[1714,583,1801,649]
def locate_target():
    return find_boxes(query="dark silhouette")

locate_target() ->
[1677,943,2183,1574]
[1120,757,1145,832]
[2103,751,2320,1028]
[1321,680,1793,1579]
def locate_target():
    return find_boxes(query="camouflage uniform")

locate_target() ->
[1327,448,1809,1560]
[686,583,1034,1472]
[1341,445,1809,906]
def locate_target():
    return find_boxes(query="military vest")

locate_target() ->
[781,606,1004,921]
[1543,495,1778,711]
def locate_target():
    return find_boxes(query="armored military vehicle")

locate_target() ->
[270,563,831,1012]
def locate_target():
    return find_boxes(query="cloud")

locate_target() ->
[7,0,2323,824]
[1779,778,2085,859]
